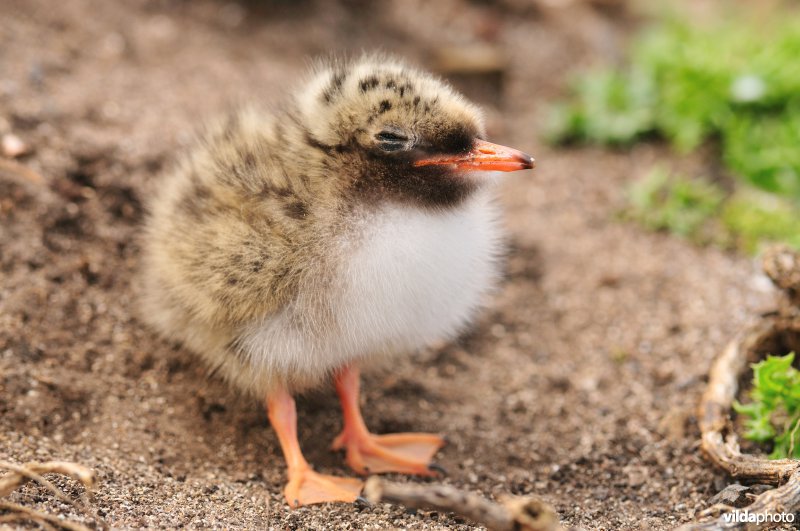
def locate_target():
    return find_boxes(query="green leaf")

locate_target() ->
[736,353,800,458]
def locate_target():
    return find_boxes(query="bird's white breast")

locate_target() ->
[239,188,502,388]
[336,189,502,359]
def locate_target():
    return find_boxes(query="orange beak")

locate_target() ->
[414,139,535,173]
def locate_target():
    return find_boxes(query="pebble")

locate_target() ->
[2,133,29,158]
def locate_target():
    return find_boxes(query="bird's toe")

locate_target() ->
[283,467,363,508]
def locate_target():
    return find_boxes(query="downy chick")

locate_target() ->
[140,55,534,507]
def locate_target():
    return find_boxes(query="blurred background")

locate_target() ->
[1,0,798,529]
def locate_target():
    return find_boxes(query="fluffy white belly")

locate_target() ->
[239,189,502,386]
[338,189,502,356]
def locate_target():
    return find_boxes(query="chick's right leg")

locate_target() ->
[266,387,363,508]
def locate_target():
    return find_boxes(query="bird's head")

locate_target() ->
[292,55,534,209]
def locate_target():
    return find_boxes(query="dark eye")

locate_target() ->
[375,130,409,152]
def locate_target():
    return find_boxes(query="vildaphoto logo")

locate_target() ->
[722,510,795,524]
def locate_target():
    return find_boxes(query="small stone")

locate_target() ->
[624,465,648,487]
[708,483,751,508]
[2,133,29,158]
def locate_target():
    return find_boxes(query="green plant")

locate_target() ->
[549,14,800,251]
[546,68,656,146]
[721,192,800,254]
[734,353,800,459]
[625,167,723,243]
[724,110,800,197]
[548,16,800,200]
[624,168,800,253]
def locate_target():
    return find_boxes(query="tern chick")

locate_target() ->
[140,55,534,507]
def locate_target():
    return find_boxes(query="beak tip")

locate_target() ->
[522,154,535,170]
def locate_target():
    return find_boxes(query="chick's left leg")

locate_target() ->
[331,365,446,476]
[267,387,363,507]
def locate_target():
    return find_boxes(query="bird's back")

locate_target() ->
[139,108,342,387]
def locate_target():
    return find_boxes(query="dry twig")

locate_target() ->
[0,501,91,531]
[0,157,45,185]
[0,460,104,530]
[364,476,566,531]
[0,461,96,499]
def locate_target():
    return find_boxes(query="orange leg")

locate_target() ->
[331,365,446,476]
[266,387,363,507]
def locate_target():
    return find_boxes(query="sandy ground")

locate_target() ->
[0,0,784,529]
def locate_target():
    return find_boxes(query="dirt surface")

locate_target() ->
[0,1,782,529]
